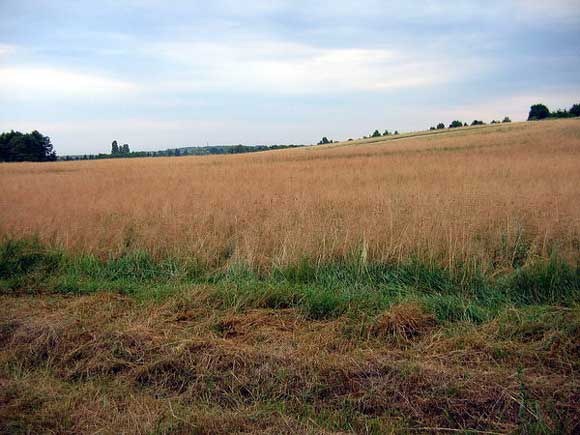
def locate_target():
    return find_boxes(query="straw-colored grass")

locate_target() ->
[1,119,579,273]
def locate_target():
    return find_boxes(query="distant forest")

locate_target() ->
[60,143,305,161]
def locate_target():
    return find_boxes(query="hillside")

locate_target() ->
[1,118,579,434]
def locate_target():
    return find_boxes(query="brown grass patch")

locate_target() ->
[1,293,578,433]
[372,302,437,340]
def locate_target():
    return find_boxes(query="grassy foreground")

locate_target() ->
[1,239,579,433]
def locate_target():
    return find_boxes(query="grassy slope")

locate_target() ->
[1,121,580,433]
[310,119,528,150]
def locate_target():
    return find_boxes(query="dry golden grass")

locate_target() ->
[1,119,579,272]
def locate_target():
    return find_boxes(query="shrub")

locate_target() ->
[528,104,550,121]
[0,130,57,162]
[551,109,571,119]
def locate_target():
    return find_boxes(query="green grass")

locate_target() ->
[1,237,578,322]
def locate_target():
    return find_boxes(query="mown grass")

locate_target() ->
[1,286,578,433]
[2,237,578,323]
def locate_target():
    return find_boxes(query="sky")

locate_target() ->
[1,0,580,155]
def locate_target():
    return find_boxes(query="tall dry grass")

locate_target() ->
[1,119,579,272]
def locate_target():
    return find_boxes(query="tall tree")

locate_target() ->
[111,140,119,155]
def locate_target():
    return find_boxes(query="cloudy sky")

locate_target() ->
[1,0,579,154]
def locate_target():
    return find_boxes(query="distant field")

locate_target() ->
[1,119,579,434]
[1,119,579,272]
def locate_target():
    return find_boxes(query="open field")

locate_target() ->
[1,119,579,271]
[1,119,580,433]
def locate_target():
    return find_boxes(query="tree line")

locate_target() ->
[60,141,305,161]
[528,103,580,120]
[429,117,512,131]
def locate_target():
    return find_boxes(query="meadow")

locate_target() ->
[2,119,579,271]
[1,119,579,433]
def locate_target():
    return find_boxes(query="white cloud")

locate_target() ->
[0,66,138,98]
[514,0,580,23]
[149,40,480,94]
[0,43,16,57]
